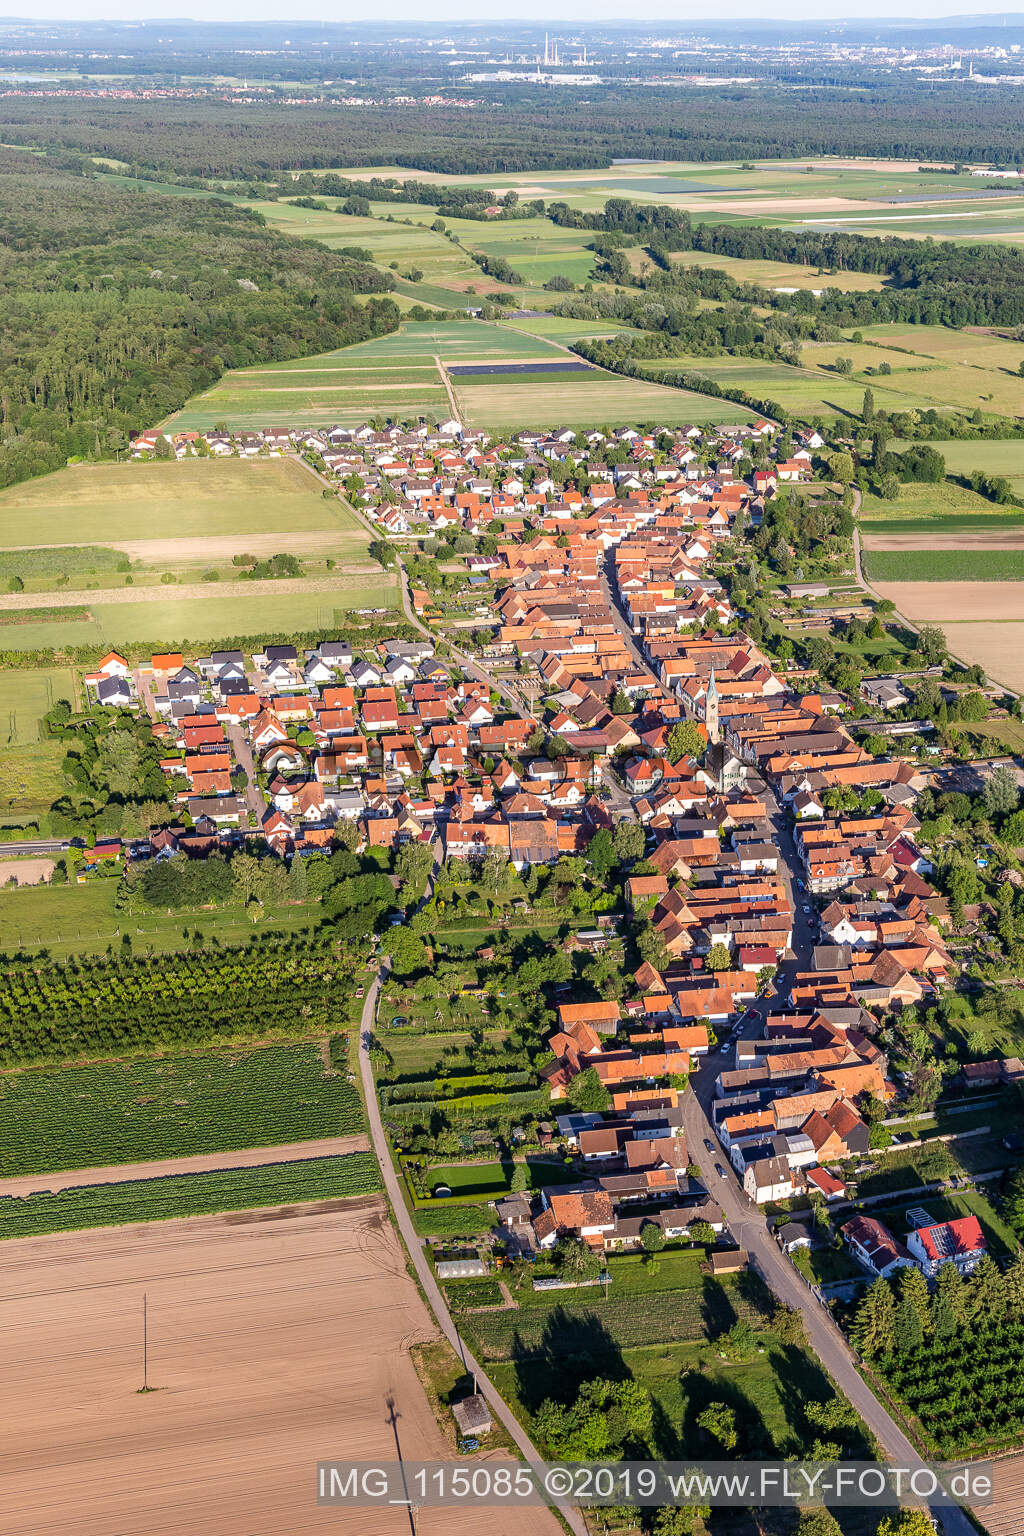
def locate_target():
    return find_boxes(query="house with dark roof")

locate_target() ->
[841,1215,913,1278]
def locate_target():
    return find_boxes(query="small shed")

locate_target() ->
[778,1222,813,1253]
[452,1393,492,1438]
[435,1257,487,1280]
[710,1248,748,1275]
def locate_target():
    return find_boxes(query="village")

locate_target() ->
[53,410,1012,1322]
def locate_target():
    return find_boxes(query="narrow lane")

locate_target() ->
[356,966,584,1536]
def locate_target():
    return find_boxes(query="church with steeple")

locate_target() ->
[704,666,720,746]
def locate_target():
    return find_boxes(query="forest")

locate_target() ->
[5,80,1024,177]
[0,150,400,490]
[552,198,1024,330]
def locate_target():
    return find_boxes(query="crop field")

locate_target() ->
[0,458,360,549]
[0,1043,363,1176]
[171,320,559,430]
[176,317,748,432]
[451,368,755,431]
[501,316,643,341]
[862,549,1024,581]
[660,247,887,291]
[0,1151,379,1239]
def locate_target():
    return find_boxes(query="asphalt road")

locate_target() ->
[683,780,978,1536]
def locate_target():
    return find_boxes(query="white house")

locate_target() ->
[905,1216,986,1278]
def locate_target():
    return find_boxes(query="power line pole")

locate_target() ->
[142,1292,148,1391]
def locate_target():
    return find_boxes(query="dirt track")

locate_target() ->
[0,1196,557,1536]
[863,531,1024,551]
[0,1134,371,1199]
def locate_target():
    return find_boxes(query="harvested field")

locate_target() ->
[870,580,1024,691]
[870,581,1024,623]
[0,1197,557,1536]
[985,1451,1024,1536]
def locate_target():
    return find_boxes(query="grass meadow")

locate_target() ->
[0,880,320,958]
[0,669,78,822]
[858,480,1015,530]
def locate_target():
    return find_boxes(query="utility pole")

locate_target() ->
[141,1293,149,1391]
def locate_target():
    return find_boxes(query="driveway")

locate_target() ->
[225,721,266,825]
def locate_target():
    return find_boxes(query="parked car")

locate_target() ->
[716,1164,729,1180]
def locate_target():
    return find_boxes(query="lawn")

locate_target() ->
[0,1151,379,1239]
[0,1042,363,1176]
[861,1187,1017,1256]
[0,880,320,958]
[0,458,355,548]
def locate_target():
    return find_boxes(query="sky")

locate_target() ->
[11,3,1024,24]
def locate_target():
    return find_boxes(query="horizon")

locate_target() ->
[7,8,1024,28]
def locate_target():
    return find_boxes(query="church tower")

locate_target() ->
[705,666,720,746]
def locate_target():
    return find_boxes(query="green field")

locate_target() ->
[0,1042,363,1176]
[899,437,1024,496]
[0,1151,379,1239]
[449,364,755,431]
[858,479,1014,531]
[174,317,749,433]
[862,549,1024,581]
[0,668,77,821]
[0,880,320,958]
[0,457,359,548]
[659,247,888,292]
[0,586,397,653]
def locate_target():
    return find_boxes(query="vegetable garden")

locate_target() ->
[461,1277,771,1361]
[0,1041,363,1176]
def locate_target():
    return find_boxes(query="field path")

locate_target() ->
[0,571,394,612]
[435,352,461,420]
[358,965,583,1536]
[0,1132,370,1199]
